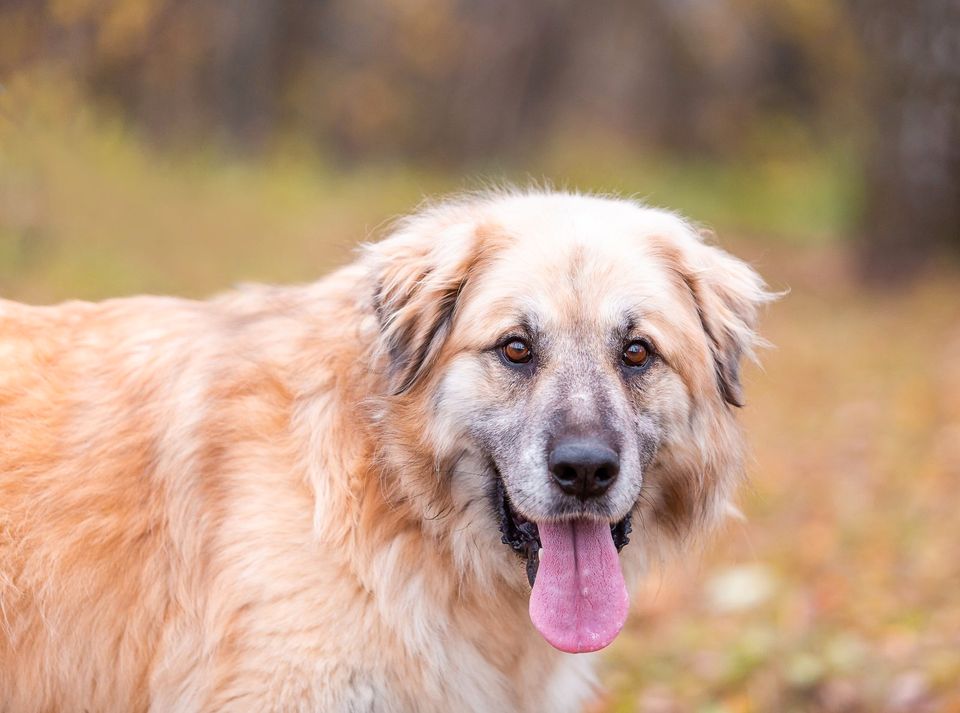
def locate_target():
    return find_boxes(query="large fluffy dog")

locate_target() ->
[0,191,771,712]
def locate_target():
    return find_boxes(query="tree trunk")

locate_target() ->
[855,0,960,282]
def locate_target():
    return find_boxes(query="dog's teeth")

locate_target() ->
[526,547,540,587]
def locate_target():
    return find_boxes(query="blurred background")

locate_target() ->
[1,0,958,710]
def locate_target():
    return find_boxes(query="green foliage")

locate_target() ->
[0,80,858,301]
[537,138,862,243]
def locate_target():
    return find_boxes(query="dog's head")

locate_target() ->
[366,191,773,653]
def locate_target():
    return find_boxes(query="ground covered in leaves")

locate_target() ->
[596,248,960,713]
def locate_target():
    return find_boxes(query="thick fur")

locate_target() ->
[0,191,772,712]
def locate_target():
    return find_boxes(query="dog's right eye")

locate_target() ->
[622,340,651,368]
[502,339,533,364]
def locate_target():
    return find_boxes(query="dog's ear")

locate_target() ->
[671,228,775,407]
[367,208,485,395]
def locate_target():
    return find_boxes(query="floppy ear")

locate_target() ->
[367,209,483,395]
[675,231,774,407]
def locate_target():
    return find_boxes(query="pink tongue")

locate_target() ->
[529,519,629,653]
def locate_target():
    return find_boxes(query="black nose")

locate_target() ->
[548,439,620,499]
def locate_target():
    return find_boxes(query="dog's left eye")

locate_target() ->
[502,339,533,364]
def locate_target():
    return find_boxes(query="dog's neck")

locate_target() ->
[344,472,594,710]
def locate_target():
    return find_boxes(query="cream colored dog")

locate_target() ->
[0,190,771,712]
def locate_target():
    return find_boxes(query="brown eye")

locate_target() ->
[622,340,651,367]
[502,339,532,364]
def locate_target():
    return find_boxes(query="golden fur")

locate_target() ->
[0,190,772,712]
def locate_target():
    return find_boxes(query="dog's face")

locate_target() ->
[369,192,770,652]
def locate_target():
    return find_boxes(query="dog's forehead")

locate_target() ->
[471,198,687,332]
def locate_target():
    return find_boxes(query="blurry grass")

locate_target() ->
[536,135,862,244]
[3,77,959,712]
[0,78,448,301]
[1,74,859,302]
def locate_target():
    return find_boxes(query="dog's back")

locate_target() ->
[0,280,436,713]
[0,297,210,710]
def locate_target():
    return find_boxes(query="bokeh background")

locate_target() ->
[1,1,959,711]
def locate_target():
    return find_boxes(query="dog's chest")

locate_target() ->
[371,619,600,713]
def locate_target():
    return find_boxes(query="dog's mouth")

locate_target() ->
[495,476,634,654]
[496,478,633,586]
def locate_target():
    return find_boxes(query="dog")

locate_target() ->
[0,190,772,712]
